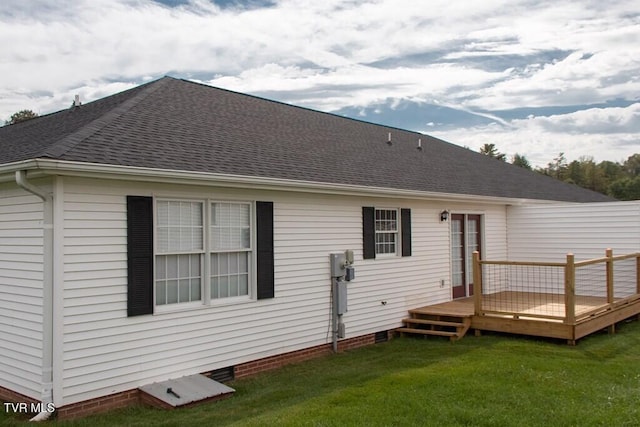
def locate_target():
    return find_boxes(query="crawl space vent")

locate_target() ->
[210,366,235,383]
[375,330,389,343]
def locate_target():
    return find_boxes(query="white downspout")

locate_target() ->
[15,171,55,421]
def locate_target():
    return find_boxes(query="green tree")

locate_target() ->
[544,152,568,180]
[582,157,607,193]
[608,176,640,200]
[531,152,639,199]
[598,160,625,183]
[479,143,506,161]
[565,160,584,186]
[511,153,532,170]
[623,154,640,177]
[5,109,38,125]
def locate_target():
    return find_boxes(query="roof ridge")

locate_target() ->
[41,77,174,158]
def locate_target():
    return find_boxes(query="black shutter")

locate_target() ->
[126,196,154,316]
[401,208,412,257]
[362,206,375,259]
[256,201,274,300]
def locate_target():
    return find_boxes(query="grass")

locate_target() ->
[3,321,640,426]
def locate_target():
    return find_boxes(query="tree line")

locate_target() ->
[479,143,640,201]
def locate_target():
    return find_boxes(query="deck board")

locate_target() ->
[481,291,612,318]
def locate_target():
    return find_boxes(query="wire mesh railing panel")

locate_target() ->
[575,263,606,297]
[481,263,565,318]
[613,257,637,298]
[481,263,509,294]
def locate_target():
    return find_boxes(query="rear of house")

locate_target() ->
[1,174,514,415]
[0,77,615,418]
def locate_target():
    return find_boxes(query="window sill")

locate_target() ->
[209,295,252,306]
[375,253,400,259]
[153,295,254,315]
[153,300,206,315]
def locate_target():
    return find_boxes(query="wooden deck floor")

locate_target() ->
[481,291,617,320]
[411,291,640,344]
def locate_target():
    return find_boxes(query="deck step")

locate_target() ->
[399,310,472,341]
[402,318,464,328]
[396,327,458,337]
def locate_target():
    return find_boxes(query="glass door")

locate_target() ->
[451,214,482,299]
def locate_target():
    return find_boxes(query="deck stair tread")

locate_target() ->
[402,318,464,327]
[409,308,473,317]
[396,327,458,337]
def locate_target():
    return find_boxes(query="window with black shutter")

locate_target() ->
[126,196,275,314]
[362,206,411,259]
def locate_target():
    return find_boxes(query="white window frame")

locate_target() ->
[209,201,253,303]
[154,199,205,310]
[153,198,255,312]
[375,208,399,256]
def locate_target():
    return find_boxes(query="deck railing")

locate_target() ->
[472,250,640,324]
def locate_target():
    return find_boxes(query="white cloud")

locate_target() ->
[0,0,638,164]
[431,103,640,167]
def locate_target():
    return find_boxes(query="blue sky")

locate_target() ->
[1,0,638,167]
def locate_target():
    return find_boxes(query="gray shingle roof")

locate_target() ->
[0,76,612,202]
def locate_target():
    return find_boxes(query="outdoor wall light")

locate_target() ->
[440,210,449,222]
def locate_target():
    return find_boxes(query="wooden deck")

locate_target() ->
[408,291,640,344]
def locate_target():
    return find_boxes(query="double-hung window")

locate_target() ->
[375,208,398,255]
[155,200,204,305]
[210,202,251,299]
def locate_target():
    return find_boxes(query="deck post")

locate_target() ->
[636,254,640,321]
[605,249,615,334]
[636,254,640,294]
[473,251,482,316]
[606,248,614,305]
[564,253,575,325]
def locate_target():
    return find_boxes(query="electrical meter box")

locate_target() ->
[330,253,346,278]
[345,266,355,281]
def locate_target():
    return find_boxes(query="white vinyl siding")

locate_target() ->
[58,177,510,406]
[506,202,640,297]
[507,201,640,261]
[0,184,44,400]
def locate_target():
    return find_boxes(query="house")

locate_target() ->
[0,76,618,418]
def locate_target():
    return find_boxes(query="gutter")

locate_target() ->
[14,171,55,422]
[0,159,552,206]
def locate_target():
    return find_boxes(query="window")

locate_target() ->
[154,200,255,306]
[375,208,398,255]
[155,201,203,305]
[362,206,411,260]
[127,196,274,316]
[210,202,251,299]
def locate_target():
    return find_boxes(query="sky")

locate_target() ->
[1,0,639,168]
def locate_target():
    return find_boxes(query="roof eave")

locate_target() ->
[0,158,554,205]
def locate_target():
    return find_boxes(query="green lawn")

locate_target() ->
[4,321,640,426]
